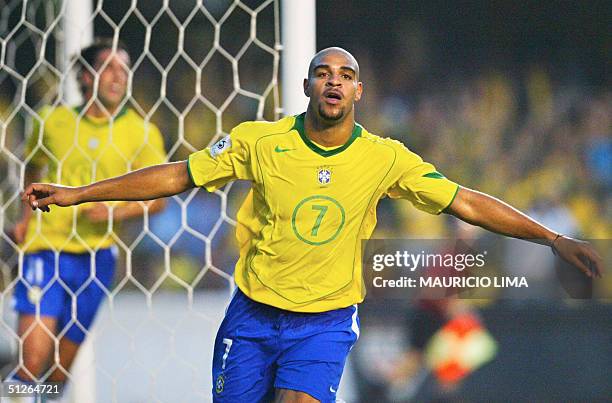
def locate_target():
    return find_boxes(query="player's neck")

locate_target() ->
[304,109,355,147]
[83,100,121,120]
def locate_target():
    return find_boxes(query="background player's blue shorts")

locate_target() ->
[212,288,360,402]
[12,249,116,344]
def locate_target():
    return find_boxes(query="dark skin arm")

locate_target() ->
[446,187,603,278]
[22,161,193,212]
[22,173,603,278]
[14,163,167,240]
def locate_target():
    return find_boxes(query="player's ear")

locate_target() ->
[354,81,363,102]
[303,78,311,97]
[79,69,94,95]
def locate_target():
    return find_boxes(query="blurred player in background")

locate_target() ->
[9,38,166,390]
[21,47,602,403]
[385,220,496,402]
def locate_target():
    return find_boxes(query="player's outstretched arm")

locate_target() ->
[446,186,603,278]
[22,161,193,213]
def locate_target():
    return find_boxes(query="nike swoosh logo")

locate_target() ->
[330,386,337,393]
[274,145,295,153]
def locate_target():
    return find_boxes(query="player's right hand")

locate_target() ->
[21,183,80,212]
[8,219,29,244]
[82,202,112,223]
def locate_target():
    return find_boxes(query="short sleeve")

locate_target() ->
[132,123,166,168]
[187,123,253,192]
[387,145,459,215]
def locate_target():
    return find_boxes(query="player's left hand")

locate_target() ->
[82,202,112,223]
[553,236,603,278]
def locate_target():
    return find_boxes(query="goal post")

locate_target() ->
[280,0,316,116]
[62,0,93,105]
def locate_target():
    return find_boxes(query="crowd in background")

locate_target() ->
[363,69,611,240]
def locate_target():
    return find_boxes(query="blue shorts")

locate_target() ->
[212,288,360,402]
[12,249,116,344]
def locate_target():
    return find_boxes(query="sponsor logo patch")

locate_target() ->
[210,135,231,158]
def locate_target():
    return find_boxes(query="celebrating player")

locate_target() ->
[10,38,167,387]
[21,47,602,402]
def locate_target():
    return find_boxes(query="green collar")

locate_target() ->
[74,105,129,126]
[292,112,362,157]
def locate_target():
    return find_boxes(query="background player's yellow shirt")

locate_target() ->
[189,113,459,312]
[24,106,166,253]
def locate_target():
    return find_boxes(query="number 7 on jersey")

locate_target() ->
[310,205,328,236]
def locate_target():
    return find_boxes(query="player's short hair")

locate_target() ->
[75,37,130,94]
[308,47,360,79]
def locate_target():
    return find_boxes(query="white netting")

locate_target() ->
[0,0,280,401]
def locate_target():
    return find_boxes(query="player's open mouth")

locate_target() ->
[109,83,124,94]
[324,91,342,104]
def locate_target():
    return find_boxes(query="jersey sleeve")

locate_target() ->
[187,123,254,192]
[387,143,459,215]
[132,123,167,168]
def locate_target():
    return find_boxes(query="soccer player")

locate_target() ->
[10,38,167,388]
[21,47,602,403]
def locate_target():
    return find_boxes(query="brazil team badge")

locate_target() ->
[317,168,331,185]
[215,374,225,393]
[27,286,43,304]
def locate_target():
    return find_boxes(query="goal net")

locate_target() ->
[0,0,285,401]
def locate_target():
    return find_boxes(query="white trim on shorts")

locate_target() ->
[351,304,360,339]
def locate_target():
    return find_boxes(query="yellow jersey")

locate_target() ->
[24,106,166,253]
[188,113,458,312]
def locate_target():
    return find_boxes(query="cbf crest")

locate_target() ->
[317,166,332,185]
[215,374,225,393]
